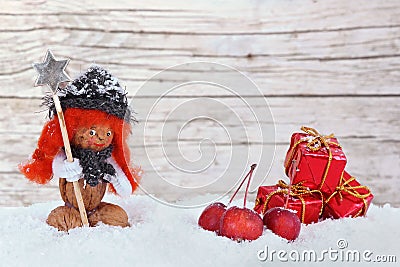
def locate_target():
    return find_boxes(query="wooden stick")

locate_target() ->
[53,95,89,227]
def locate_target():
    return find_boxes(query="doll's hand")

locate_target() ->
[104,173,131,198]
[52,152,83,182]
[104,156,132,197]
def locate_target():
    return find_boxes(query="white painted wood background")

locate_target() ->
[0,0,399,207]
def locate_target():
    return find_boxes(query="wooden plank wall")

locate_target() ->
[0,0,399,207]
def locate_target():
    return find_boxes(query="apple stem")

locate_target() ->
[228,164,257,206]
[243,164,257,208]
[285,160,297,209]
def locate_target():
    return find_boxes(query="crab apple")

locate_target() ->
[198,164,261,241]
[263,207,301,241]
[198,202,227,233]
[219,206,264,241]
[218,164,263,241]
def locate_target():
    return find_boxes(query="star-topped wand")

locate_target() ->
[33,50,89,227]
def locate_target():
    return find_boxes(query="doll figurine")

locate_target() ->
[19,66,141,231]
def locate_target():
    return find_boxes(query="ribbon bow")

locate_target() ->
[261,180,324,222]
[300,126,336,152]
[276,179,311,195]
[326,175,372,203]
[325,173,372,217]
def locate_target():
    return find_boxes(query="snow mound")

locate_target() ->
[0,195,399,267]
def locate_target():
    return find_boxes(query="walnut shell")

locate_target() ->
[59,178,107,211]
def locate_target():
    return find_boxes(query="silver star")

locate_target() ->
[33,50,71,92]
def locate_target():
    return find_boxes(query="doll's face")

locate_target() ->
[72,125,114,151]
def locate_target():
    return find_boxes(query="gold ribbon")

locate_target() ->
[324,172,372,217]
[261,180,324,223]
[301,126,336,152]
[284,126,341,190]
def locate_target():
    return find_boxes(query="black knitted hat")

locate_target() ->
[43,65,135,123]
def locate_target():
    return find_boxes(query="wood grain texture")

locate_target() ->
[1,0,400,96]
[0,0,399,207]
[1,97,399,140]
[1,40,400,97]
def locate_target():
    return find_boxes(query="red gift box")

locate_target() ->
[284,126,347,195]
[322,171,373,219]
[254,180,324,224]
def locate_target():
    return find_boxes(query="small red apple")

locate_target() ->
[198,164,261,242]
[198,202,227,233]
[263,207,301,241]
[219,206,263,241]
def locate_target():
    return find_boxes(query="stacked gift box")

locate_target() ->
[254,126,374,224]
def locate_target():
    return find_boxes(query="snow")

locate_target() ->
[0,194,399,267]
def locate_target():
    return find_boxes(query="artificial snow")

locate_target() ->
[0,194,399,267]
